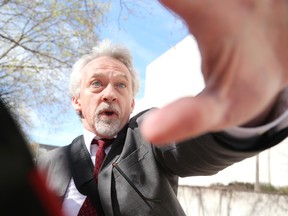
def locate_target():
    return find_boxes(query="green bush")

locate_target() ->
[210,182,288,195]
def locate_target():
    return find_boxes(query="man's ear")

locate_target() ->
[71,97,81,113]
[130,99,135,113]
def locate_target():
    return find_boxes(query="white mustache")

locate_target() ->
[96,103,120,116]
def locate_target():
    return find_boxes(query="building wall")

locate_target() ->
[143,35,204,109]
[178,185,288,216]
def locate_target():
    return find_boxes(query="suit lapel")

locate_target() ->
[68,136,94,191]
[98,126,127,216]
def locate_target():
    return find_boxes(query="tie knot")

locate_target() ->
[92,138,114,149]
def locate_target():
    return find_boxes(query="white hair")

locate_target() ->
[69,40,140,98]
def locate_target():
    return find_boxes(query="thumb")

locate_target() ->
[140,93,225,144]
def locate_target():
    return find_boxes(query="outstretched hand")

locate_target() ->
[141,0,288,144]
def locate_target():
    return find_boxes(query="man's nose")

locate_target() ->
[101,84,117,103]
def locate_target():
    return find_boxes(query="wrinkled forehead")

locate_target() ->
[83,56,130,73]
[82,56,132,82]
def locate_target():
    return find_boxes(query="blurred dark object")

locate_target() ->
[0,98,63,215]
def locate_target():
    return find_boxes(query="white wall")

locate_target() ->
[178,185,288,216]
[179,139,288,187]
[140,35,204,109]
[134,35,288,187]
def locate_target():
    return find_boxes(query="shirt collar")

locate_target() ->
[83,128,100,155]
[82,128,116,154]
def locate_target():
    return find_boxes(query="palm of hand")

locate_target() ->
[141,0,288,144]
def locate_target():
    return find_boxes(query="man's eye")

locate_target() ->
[92,81,102,87]
[117,83,126,88]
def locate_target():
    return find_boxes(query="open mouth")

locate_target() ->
[100,109,118,117]
[104,111,115,116]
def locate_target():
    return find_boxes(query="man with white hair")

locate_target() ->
[38,0,288,215]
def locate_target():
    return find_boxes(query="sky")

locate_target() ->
[99,1,189,99]
[30,0,189,146]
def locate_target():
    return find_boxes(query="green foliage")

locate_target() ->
[259,183,288,195]
[210,181,288,195]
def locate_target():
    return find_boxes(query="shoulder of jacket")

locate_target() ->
[129,108,156,125]
[37,145,66,162]
[37,135,83,162]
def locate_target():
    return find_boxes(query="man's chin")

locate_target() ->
[95,123,120,138]
[97,130,118,138]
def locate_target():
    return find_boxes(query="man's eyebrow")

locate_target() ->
[114,73,129,81]
[88,72,130,82]
[90,72,105,78]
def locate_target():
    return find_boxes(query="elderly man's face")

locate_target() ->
[72,56,135,138]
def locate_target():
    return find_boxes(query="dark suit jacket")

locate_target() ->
[37,109,288,216]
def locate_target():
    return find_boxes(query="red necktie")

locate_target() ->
[78,139,113,216]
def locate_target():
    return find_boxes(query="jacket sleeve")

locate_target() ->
[152,125,288,177]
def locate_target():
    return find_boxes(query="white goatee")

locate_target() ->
[94,103,121,137]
